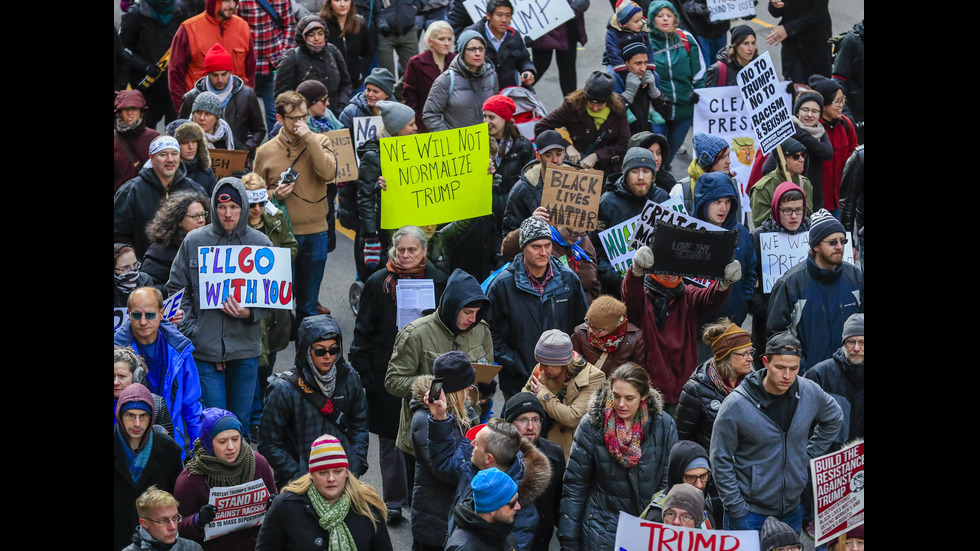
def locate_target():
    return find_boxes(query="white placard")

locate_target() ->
[737,51,795,155]
[204,479,271,541]
[614,511,760,551]
[197,246,294,310]
[353,116,383,148]
[396,279,436,330]
[460,0,575,41]
[811,440,864,546]
[759,231,855,292]
[707,0,756,22]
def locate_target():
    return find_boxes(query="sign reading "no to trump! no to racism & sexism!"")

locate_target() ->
[197,246,294,310]
[737,51,795,156]
[379,123,492,229]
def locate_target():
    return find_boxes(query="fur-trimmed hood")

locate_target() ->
[586,378,665,429]
[515,438,551,507]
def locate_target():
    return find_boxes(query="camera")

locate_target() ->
[277,167,299,186]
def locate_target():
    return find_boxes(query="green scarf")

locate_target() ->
[185,438,257,488]
[587,105,610,130]
[308,486,356,551]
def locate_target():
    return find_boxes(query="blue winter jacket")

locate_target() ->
[114,319,204,461]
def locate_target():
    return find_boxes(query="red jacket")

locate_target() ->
[621,271,730,404]
[402,49,456,133]
[819,115,857,210]
[168,0,255,110]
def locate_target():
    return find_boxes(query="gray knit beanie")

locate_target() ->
[456,29,486,53]
[622,147,658,174]
[377,100,416,134]
[364,67,396,98]
[191,91,224,119]
[534,329,574,365]
[760,516,800,551]
[842,313,864,342]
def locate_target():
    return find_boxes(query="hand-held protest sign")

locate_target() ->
[811,440,864,546]
[324,129,359,182]
[615,511,760,551]
[210,149,249,179]
[759,231,855,292]
[353,116,383,148]
[379,123,492,229]
[204,479,271,541]
[647,221,739,280]
[198,246,294,310]
[707,0,755,22]
[541,163,603,231]
[461,0,574,41]
[737,51,795,156]
[598,214,643,277]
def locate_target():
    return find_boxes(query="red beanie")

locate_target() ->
[482,95,516,122]
[204,43,234,73]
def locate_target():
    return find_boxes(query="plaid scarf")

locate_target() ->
[603,394,648,468]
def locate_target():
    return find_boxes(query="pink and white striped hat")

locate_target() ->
[309,434,349,473]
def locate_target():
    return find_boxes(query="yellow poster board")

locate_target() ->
[379,123,492,229]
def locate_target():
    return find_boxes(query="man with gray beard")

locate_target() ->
[803,313,864,449]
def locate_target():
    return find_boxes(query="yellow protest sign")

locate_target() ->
[379,123,492,229]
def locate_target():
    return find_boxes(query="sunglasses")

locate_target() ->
[789,152,806,160]
[130,312,158,321]
[250,201,268,208]
[506,495,520,509]
[312,345,341,357]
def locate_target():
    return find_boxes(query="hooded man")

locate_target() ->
[750,136,815,226]
[167,177,273,439]
[114,89,161,193]
[641,440,717,529]
[259,315,370,488]
[114,384,184,551]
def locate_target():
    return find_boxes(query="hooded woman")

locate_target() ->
[422,30,499,132]
[114,89,161,193]
[274,15,353,116]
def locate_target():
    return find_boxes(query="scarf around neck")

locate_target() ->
[204,118,235,149]
[185,437,257,488]
[603,393,648,468]
[118,425,154,483]
[707,360,737,395]
[307,354,339,398]
[643,275,686,328]
[588,318,628,353]
[308,486,356,551]
[382,257,428,304]
[792,115,826,139]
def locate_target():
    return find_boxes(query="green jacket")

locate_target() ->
[254,208,299,367]
[749,166,813,227]
[648,0,706,121]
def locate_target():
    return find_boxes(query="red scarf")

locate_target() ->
[587,318,628,353]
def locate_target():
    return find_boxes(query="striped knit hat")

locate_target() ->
[710,323,752,362]
[615,0,644,25]
[534,329,574,365]
[809,208,846,247]
[309,434,349,473]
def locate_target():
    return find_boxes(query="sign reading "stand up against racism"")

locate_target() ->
[461,0,575,41]
[541,163,603,231]
[197,246,294,310]
[379,123,492,229]
[737,51,795,155]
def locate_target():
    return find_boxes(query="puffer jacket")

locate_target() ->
[338,90,374,131]
[428,416,552,551]
[422,55,499,132]
[647,0,705,121]
[178,75,267,153]
[570,320,645,377]
[674,359,734,450]
[274,23,352,115]
[709,368,842,518]
[558,384,676,551]
[258,315,370,488]
[166,178,272,362]
[484,255,589,397]
[385,268,494,455]
[408,375,478,547]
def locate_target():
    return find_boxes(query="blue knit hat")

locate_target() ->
[472,467,518,513]
[694,133,729,169]
[200,408,242,456]
[616,0,643,25]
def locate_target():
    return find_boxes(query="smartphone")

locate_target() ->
[428,377,444,403]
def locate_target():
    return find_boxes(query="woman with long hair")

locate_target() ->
[142,191,210,293]
[320,0,375,90]
[256,434,393,550]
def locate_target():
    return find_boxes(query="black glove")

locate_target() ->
[690,90,700,104]
[785,80,796,96]
[145,63,158,76]
[196,504,217,528]
[653,97,672,119]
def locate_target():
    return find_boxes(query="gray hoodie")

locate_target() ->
[167,177,273,362]
[708,368,842,518]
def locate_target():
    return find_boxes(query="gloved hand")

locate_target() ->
[631,245,654,277]
[565,144,582,164]
[718,260,742,290]
[144,63,159,76]
[492,173,503,191]
[622,71,642,104]
[785,79,796,96]
[363,237,382,270]
[689,90,700,104]
[652,97,671,119]
[196,504,217,528]
[641,70,660,97]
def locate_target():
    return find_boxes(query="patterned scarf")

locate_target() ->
[643,275,686,329]
[308,486,356,551]
[588,318,628,353]
[117,425,154,483]
[603,394,648,468]
[203,118,236,150]
[706,360,736,396]
[114,269,141,295]
[185,438,257,488]
[308,111,343,133]
[307,353,339,398]
[382,256,428,304]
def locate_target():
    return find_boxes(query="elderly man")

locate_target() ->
[114,287,203,461]
[804,313,864,448]
[114,135,206,258]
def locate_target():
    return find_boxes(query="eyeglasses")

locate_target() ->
[778,207,805,217]
[318,96,329,104]
[313,344,342,357]
[115,260,141,273]
[143,514,182,526]
[798,107,820,116]
[465,46,486,53]
[822,237,848,247]
[185,212,208,221]
[514,416,543,426]
[130,311,158,321]
[662,510,695,524]
[843,338,864,349]
[284,113,307,121]
[730,348,755,360]
[682,472,711,484]
[505,496,520,509]
[833,96,847,107]
[122,412,150,423]
[789,152,806,160]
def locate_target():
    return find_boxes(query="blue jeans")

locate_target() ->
[650,117,693,170]
[197,357,259,438]
[254,72,277,134]
[294,231,329,323]
[696,35,728,68]
[724,503,803,534]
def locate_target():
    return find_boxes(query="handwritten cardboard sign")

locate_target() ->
[379,123,492,229]
[707,0,755,22]
[614,511,760,551]
[461,0,575,41]
[811,440,864,546]
[197,246,293,310]
[758,231,855,292]
[647,221,739,280]
[737,52,795,155]
[541,163,603,231]
[210,148,248,179]
[204,479,271,541]
[324,129,359,182]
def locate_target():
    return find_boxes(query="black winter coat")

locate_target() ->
[349,265,448,438]
[704,47,751,87]
[463,20,535,89]
[118,1,189,91]
[838,145,864,240]
[674,360,734,450]
[445,499,520,551]
[326,15,375,89]
[114,272,156,308]
[179,75,267,153]
[532,437,565,551]
[677,0,730,39]
[259,316,370,488]
[804,347,864,446]
[256,490,393,551]
[768,0,832,81]
[274,43,353,116]
[557,385,677,551]
[113,429,184,551]
[493,135,536,237]
[139,243,177,295]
